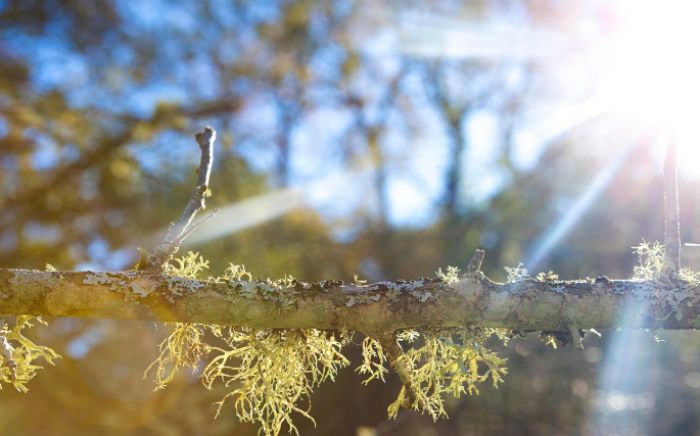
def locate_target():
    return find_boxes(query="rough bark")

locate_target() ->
[1,268,699,332]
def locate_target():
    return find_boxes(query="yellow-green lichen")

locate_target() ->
[436,266,461,284]
[632,241,700,321]
[385,329,508,420]
[504,263,529,283]
[356,336,388,384]
[345,280,439,308]
[82,272,121,290]
[144,322,207,389]
[0,316,60,392]
[346,292,381,307]
[202,328,351,435]
[144,253,510,436]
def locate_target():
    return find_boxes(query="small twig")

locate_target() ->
[465,249,485,279]
[568,325,584,351]
[145,127,217,269]
[378,333,415,406]
[663,140,681,279]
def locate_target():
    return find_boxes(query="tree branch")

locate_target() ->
[465,249,485,278]
[0,268,699,331]
[146,127,217,269]
[663,139,681,277]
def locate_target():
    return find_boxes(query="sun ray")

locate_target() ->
[525,141,635,271]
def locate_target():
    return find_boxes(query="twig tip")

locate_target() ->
[466,249,486,277]
[195,126,216,146]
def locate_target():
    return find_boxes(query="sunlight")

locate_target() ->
[182,166,373,247]
[587,302,658,435]
[183,188,305,247]
[398,4,700,172]
[99,189,307,269]
[599,0,700,169]
[526,141,634,271]
[399,12,565,59]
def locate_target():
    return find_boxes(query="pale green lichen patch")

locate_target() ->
[415,290,433,302]
[551,285,567,295]
[81,271,154,302]
[345,280,440,307]
[6,270,62,300]
[220,277,300,308]
[79,269,181,303]
[165,251,210,279]
[346,292,381,308]
[164,275,204,296]
[82,272,122,291]
[124,272,153,298]
[251,276,300,309]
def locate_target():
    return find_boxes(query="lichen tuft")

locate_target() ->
[0,316,60,392]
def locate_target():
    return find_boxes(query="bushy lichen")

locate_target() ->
[632,240,666,280]
[0,263,62,392]
[146,253,354,435]
[631,241,700,321]
[633,240,700,284]
[536,271,560,282]
[356,336,388,384]
[144,322,207,389]
[0,316,60,392]
[221,263,253,282]
[436,266,461,284]
[141,253,512,435]
[164,251,210,278]
[202,328,351,435]
[504,263,529,282]
[385,329,508,420]
[146,323,353,435]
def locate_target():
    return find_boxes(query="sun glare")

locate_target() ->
[599,0,700,169]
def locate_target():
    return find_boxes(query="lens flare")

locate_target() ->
[599,0,700,170]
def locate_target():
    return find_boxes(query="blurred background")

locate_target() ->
[3,0,700,434]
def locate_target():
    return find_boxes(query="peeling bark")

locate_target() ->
[0,269,699,332]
